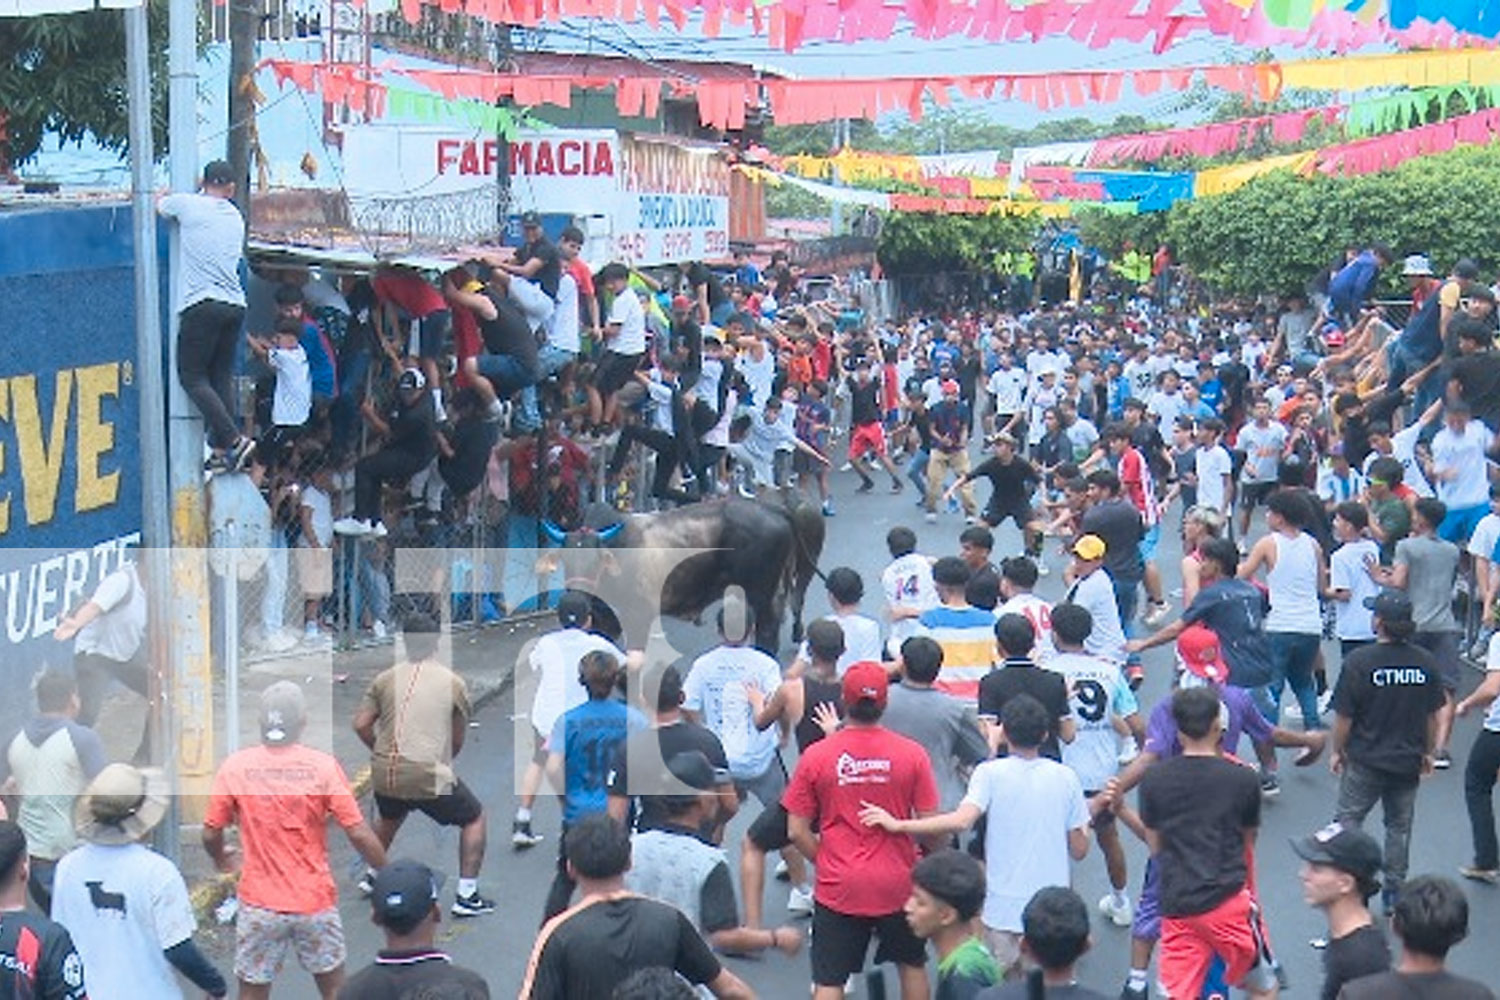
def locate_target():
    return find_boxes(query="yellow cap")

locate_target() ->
[1072,534,1107,561]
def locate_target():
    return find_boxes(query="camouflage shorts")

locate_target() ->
[235,903,345,984]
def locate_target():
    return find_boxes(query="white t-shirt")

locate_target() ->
[52,841,197,999]
[1066,569,1125,664]
[1238,421,1287,483]
[607,290,647,355]
[548,271,582,354]
[883,554,939,652]
[997,593,1055,663]
[799,611,884,676]
[963,755,1089,932]
[1431,421,1494,510]
[267,344,311,427]
[157,192,246,312]
[988,368,1026,414]
[1146,390,1186,428]
[527,627,626,736]
[1123,360,1156,399]
[683,644,782,780]
[74,564,145,663]
[1468,512,1500,562]
[1195,444,1233,513]
[1328,538,1380,641]
[1051,651,1139,791]
[298,486,333,548]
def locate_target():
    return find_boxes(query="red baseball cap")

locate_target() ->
[842,661,889,709]
[671,294,694,311]
[1176,623,1228,683]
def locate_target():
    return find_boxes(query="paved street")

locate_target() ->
[222,477,1500,998]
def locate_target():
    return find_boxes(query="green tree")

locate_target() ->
[0,1,169,170]
[876,211,1032,277]
[1074,208,1167,260]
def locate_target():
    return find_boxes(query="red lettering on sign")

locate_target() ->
[437,139,460,174]
[558,140,581,175]
[508,139,616,178]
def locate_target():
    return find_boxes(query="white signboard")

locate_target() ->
[613,192,730,267]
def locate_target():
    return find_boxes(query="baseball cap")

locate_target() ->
[370,860,442,929]
[1176,624,1228,683]
[842,661,889,709]
[259,681,306,745]
[201,160,235,187]
[520,210,542,227]
[671,294,694,311]
[940,379,960,395]
[987,431,1017,448]
[1291,822,1383,882]
[397,368,427,392]
[1363,590,1413,622]
[1402,253,1434,277]
[1072,534,1107,561]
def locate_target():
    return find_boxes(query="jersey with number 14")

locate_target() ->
[882,554,938,649]
[1049,652,1138,791]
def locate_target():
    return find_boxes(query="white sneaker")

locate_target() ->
[1143,601,1170,627]
[1099,892,1134,927]
[259,630,298,654]
[774,857,790,881]
[370,520,388,538]
[1284,701,1303,722]
[787,885,815,917]
[1317,690,1334,716]
[371,620,389,640]
[333,517,373,536]
[925,512,937,524]
[1035,561,1050,577]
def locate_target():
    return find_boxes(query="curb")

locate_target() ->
[188,659,520,924]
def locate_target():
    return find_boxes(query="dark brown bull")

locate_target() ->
[543,497,826,654]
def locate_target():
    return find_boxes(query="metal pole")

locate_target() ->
[124,1,175,851]
[164,0,214,848]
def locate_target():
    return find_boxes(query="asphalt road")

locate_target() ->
[260,473,1500,999]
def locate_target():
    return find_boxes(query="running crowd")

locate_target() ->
[0,165,1491,997]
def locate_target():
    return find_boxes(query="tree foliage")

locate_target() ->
[1163,145,1500,297]
[1073,208,1167,261]
[0,0,169,170]
[876,211,1033,276]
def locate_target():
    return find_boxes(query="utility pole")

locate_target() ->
[227,0,260,215]
[830,118,846,237]
[494,22,515,238]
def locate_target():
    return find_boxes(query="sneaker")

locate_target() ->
[1124,663,1144,690]
[258,630,298,654]
[925,511,937,524]
[228,436,256,472]
[512,820,544,849]
[451,891,496,917]
[1260,771,1281,797]
[1459,865,1500,884]
[855,480,874,494]
[1120,984,1148,1000]
[1434,750,1452,770]
[369,520,389,539]
[947,499,960,514]
[371,620,389,640]
[839,462,853,472]
[890,481,904,494]
[303,622,320,642]
[1033,558,1050,577]
[1472,631,1495,661]
[1284,701,1304,722]
[1143,601,1170,627]
[774,858,790,881]
[357,868,376,897]
[333,517,374,537]
[964,515,979,525]
[821,500,836,517]
[1099,893,1134,927]
[1317,689,1334,717]
[787,885,815,917]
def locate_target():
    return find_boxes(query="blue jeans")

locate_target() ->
[1113,576,1141,662]
[517,344,575,431]
[474,353,539,398]
[1264,631,1323,728]
[504,513,562,614]
[905,448,930,496]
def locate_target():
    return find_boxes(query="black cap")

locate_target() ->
[370,860,441,928]
[1290,822,1383,882]
[520,210,542,227]
[202,160,235,187]
[1363,590,1413,622]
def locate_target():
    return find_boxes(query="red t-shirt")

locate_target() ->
[373,272,446,318]
[812,339,834,380]
[783,725,938,917]
[1117,446,1159,526]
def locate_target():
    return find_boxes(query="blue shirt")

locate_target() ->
[929,400,970,452]
[1327,251,1380,318]
[549,698,647,825]
[1198,378,1223,411]
[299,319,336,398]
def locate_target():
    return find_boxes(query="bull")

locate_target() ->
[542,496,826,654]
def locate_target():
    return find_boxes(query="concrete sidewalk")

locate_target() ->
[174,612,550,922]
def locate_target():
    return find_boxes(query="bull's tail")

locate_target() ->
[777,494,827,644]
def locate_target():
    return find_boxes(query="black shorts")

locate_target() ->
[984,502,1036,530]
[417,309,453,359]
[747,802,801,852]
[597,351,643,396]
[1240,481,1276,509]
[810,903,927,985]
[1413,630,1462,692]
[373,779,483,827]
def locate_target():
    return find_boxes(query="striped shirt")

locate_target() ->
[917,604,997,700]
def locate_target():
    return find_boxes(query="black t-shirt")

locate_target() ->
[439,405,502,496]
[338,950,489,999]
[1331,641,1445,777]
[1322,924,1391,1000]
[1283,485,1334,552]
[516,238,562,299]
[909,409,934,450]
[0,911,87,999]
[795,674,843,754]
[1448,351,1500,430]
[608,721,730,833]
[387,393,438,460]
[1338,971,1495,1000]
[671,318,704,385]
[1138,755,1260,917]
[1130,422,1170,479]
[968,455,1040,513]
[686,263,727,311]
[849,378,882,426]
[524,896,722,1000]
[478,290,541,372]
[1080,498,1145,583]
[977,660,1070,761]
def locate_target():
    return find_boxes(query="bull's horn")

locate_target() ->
[541,519,567,544]
[597,523,624,542]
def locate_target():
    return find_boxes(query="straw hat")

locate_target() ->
[74,764,170,846]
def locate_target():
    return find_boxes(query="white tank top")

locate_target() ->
[737,348,776,407]
[1265,532,1322,634]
